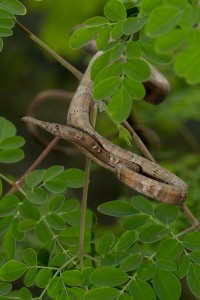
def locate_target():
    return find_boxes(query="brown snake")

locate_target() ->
[22,52,188,205]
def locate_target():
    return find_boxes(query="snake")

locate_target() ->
[22,52,188,205]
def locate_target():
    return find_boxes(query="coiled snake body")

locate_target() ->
[23,53,188,205]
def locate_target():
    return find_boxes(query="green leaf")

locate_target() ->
[139,224,169,242]
[174,47,200,84]
[0,17,15,29]
[107,88,132,123]
[122,215,149,230]
[62,270,84,286]
[36,269,52,288]
[96,25,111,50]
[0,7,15,19]
[63,209,96,228]
[68,287,85,299]
[19,287,32,300]
[19,201,41,221]
[0,0,26,15]
[94,61,123,86]
[84,287,120,300]
[23,248,37,266]
[17,219,37,232]
[97,234,115,256]
[104,0,126,21]
[0,117,16,142]
[155,29,188,53]
[84,16,109,26]
[183,232,200,251]
[154,203,179,224]
[189,251,200,264]
[3,229,15,259]
[47,276,63,298]
[62,168,85,188]
[0,149,24,163]
[24,267,37,287]
[58,226,91,246]
[145,5,183,37]
[0,195,19,217]
[0,216,12,235]
[187,263,200,299]
[175,255,190,279]
[43,165,64,181]
[153,269,181,300]
[111,20,124,40]
[122,78,145,100]
[0,282,12,296]
[131,196,153,215]
[98,200,138,217]
[70,26,101,49]
[46,213,66,230]
[129,279,156,300]
[156,259,177,271]
[89,266,129,287]
[25,170,44,188]
[44,178,67,193]
[118,294,132,300]
[137,260,157,281]
[110,42,125,62]
[1,136,25,149]
[122,17,147,35]
[156,239,183,260]
[10,218,24,240]
[123,59,151,82]
[93,76,121,100]
[140,0,162,15]
[91,51,111,81]
[120,253,143,272]
[125,41,141,59]
[0,260,27,281]
[179,5,199,29]
[117,230,138,251]
[48,194,65,212]
[60,199,79,213]
[26,187,48,204]
[163,0,190,8]
[0,27,12,37]
[35,221,52,243]
[141,41,173,64]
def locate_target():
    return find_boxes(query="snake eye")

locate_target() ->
[55,124,60,130]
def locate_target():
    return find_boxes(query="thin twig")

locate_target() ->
[16,21,83,80]
[78,103,98,268]
[7,136,60,194]
[180,204,200,231]
[123,120,155,162]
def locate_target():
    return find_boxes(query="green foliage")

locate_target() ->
[0,117,25,163]
[70,0,200,129]
[1,0,200,298]
[0,0,26,52]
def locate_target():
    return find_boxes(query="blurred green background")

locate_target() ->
[0,0,200,221]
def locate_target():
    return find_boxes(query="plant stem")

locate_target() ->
[0,173,26,196]
[123,120,155,162]
[15,21,83,80]
[78,103,98,269]
[180,204,200,230]
[8,136,60,194]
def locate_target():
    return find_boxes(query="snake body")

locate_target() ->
[23,53,188,205]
